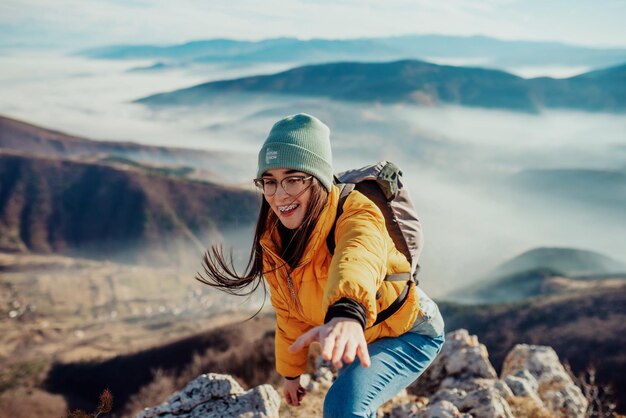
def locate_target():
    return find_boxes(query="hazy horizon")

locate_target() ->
[2,1,626,50]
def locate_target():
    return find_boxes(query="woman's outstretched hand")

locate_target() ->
[282,377,306,406]
[289,317,371,369]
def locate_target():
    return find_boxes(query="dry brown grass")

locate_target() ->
[278,386,326,418]
[566,363,620,418]
[121,370,177,418]
[0,387,67,418]
[507,396,554,418]
[0,358,47,392]
[66,389,113,418]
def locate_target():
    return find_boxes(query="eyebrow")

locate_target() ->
[261,169,303,177]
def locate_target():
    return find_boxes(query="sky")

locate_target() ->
[1,0,626,50]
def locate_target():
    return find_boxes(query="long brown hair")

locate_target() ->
[196,178,330,306]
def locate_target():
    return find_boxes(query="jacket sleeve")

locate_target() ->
[323,194,387,328]
[270,286,312,378]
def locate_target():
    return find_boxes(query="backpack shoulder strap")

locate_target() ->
[326,183,355,255]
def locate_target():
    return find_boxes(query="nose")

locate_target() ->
[274,181,290,200]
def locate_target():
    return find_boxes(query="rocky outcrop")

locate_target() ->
[139,330,589,418]
[501,345,588,418]
[391,329,588,418]
[134,373,280,418]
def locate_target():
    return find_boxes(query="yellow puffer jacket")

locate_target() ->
[260,185,423,378]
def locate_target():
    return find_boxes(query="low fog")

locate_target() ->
[2,51,625,298]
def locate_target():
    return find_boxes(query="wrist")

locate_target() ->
[324,298,367,329]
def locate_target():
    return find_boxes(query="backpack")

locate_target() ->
[326,161,423,326]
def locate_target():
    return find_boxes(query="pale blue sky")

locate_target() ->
[1,0,625,50]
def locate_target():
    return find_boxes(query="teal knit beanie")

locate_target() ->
[257,113,333,191]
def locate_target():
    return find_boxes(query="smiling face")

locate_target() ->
[262,168,314,230]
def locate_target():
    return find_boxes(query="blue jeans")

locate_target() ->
[323,331,444,418]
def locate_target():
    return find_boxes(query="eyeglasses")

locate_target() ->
[253,175,313,196]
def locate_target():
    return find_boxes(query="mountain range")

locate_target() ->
[136,60,626,113]
[79,35,626,69]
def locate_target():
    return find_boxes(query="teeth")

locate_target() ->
[279,203,299,212]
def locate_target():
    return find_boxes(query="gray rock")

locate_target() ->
[412,330,497,398]
[502,344,587,418]
[135,373,281,418]
[492,380,515,400]
[440,377,494,393]
[504,373,543,408]
[513,369,539,392]
[416,400,469,418]
[384,397,421,418]
[431,388,468,406]
[442,330,498,379]
[431,386,514,418]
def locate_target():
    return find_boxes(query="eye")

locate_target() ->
[263,179,277,186]
[285,177,301,185]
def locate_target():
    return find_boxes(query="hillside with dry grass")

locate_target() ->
[0,151,258,265]
[0,251,268,418]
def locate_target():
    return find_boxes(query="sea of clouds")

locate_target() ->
[1,51,624,297]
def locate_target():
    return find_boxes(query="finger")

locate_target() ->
[291,390,301,406]
[289,328,319,352]
[292,388,301,406]
[321,332,337,361]
[283,389,294,406]
[342,338,358,364]
[356,342,371,368]
[331,336,348,368]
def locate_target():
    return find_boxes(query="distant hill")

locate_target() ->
[448,247,626,303]
[490,247,626,279]
[78,35,626,69]
[0,151,259,265]
[127,62,168,72]
[439,285,626,411]
[0,114,236,174]
[136,60,626,113]
[527,62,626,112]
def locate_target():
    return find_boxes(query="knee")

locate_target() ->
[323,383,372,418]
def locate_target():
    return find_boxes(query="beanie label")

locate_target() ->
[265,148,278,164]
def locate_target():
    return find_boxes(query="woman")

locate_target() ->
[198,113,444,418]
